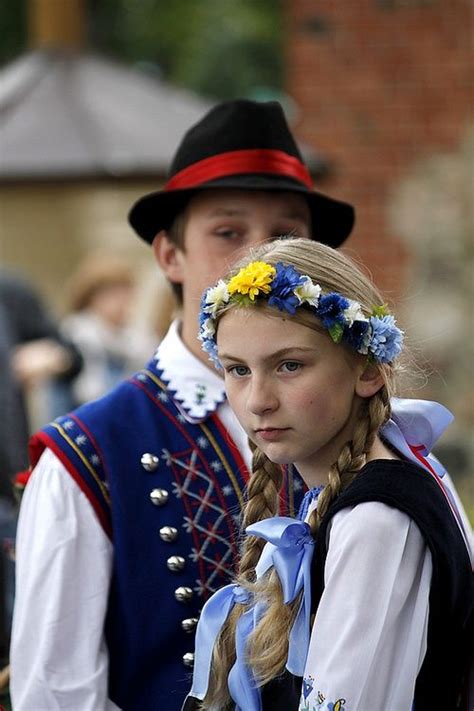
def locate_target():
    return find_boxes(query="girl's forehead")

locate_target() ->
[216,307,325,353]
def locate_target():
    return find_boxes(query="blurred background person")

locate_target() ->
[49,253,159,415]
[0,267,82,663]
[0,267,82,499]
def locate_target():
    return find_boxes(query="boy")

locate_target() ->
[11,100,354,710]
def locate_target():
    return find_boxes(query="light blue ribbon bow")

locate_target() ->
[384,397,453,477]
[247,517,315,677]
[386,397,472,557]
[189,518,314,710]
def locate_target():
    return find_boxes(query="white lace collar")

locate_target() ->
[153,320,226,423]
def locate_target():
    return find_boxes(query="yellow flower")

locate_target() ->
[227,261,276,300]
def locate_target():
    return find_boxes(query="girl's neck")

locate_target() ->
[299,435,399,490]
[366,435,400,464]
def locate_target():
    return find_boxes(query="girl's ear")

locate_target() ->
[152,231,186,284]
[355,362,385,398]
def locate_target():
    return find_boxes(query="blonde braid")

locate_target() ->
[247,570,302,684]
[238,447,283,582]
[239,450,299,685]
[309,387,392,533]
[202,448,283,709]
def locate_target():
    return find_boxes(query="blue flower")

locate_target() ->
[369,315,404,363]
[201,338,220,365]
[268,292,300,313]
[199,294,209,326]
[317,293,350,328]
[343,319,371,352]
[273,263,306,290]
[267,262,306,314]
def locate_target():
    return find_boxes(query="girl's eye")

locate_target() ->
[227,365,250,377]
[280,361,301,373]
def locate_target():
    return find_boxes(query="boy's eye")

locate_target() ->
[215,227,241,240]
[272,224,310,240]
[226,364,249,377]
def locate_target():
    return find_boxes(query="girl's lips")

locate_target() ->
[255,428,290,441]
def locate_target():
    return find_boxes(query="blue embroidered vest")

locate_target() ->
[30,360,303,710]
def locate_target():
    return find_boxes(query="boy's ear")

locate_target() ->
[152,231,185,284]
[355,362,385,398]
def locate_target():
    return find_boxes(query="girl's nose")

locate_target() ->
[247,376,278,416]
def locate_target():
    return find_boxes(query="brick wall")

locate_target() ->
[285,0,473,296]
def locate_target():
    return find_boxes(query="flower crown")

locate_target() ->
[199,261,403,366]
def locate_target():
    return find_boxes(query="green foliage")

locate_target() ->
[0,1,26,65]
[89,0,283,98]
[1,1,282,98]
[328,322,344,343]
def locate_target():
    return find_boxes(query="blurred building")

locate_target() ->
[284,0,473,493]
[0,0,326,333]
[0,0,211,331]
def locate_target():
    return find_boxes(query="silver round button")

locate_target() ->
[150,488,168,506]
[141,452,160,471]
[159,525,178,542]
[183,652,195,667]
[167,555,186,572]
[175,586,193,603]
[181,617,199,633]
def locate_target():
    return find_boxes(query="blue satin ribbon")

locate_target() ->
[248,517,313,602]
[189,583,250,700]
[189,518,314,708]
[228,607,262,711]
[247,517,315,677]
[384,397,453,478]
[386,398,472,559]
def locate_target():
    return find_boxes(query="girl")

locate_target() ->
[184,238,472,710]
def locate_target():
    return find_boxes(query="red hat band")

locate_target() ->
[164,148,314,192]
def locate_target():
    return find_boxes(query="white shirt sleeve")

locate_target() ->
[300,502,432,711]
[10,448,120,711]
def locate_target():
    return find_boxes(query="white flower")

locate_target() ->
[294,278,321,307]
[343,299,367,326]
[199,318,216,340]
[358,328,372,355]
[203,280,230,315]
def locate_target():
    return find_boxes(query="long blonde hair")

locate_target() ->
[202,238,401,709]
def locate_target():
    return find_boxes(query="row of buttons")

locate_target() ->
[142,452,196,668]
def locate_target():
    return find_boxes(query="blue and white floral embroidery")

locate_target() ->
[299,677,346,711]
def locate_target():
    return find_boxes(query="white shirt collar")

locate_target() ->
[153,320,226,422]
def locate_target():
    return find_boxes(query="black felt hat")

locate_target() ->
[129,99,355,247]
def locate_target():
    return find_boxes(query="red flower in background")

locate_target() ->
[13,468,32,504]
[14,469,31,488]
